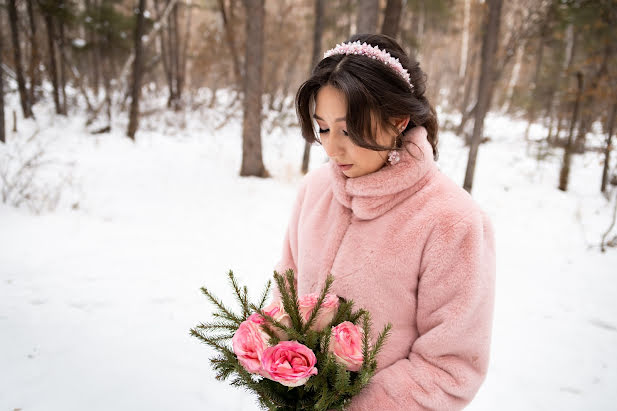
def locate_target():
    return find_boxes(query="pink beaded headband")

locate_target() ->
[323,41,413,89]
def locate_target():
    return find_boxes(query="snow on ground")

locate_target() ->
[1,92,616,411]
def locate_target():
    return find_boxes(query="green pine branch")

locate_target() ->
[195,321,239,333]
[257,279,272,311]
[360,312,372,372]
[302,274,335,334]
[371,322,392,363]
[191,269,393,411]
[273,270,303,331]
[330,298,355,326]
[227,270,251,320]
[199,285,243,325]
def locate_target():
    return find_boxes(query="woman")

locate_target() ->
[275,33,496,410]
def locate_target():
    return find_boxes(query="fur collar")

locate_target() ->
[328,126,438,220]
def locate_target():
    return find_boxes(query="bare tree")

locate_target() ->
[601,98,616,193]
[26,0,40,105]
[558,71,583,192]
[8,0,33,118]
[546,23,575,144]
[459,0,471,81]
[127,0,147,140]
[381,0,403,39]
[57,0,68,115]
[357,0,379,34]
[240,0,268,177]
[301,0,325,175]
[217,0,243,90]
[170,1,180,107]
[87,0,178,126]
[180,0,193,103]
[458,1,550,139]
[573,42,612,152]
[39,1,62,115]
[463,0,503,193]
[523,2,555,140]
[84,0,100,95]
[0,31,5,144]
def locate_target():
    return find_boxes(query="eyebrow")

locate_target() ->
[313,114,346,122]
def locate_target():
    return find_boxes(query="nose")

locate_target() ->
[322,133,345,159]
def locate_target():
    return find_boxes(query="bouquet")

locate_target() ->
[190,269,392,411]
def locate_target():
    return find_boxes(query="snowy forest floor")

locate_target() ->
[1,92,616,410]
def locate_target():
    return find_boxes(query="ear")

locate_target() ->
[394,116,410,132]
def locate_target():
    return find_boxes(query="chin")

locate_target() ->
[341,167,354,176]
[343,169,361,178]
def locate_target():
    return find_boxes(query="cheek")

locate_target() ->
[353,147,384,167]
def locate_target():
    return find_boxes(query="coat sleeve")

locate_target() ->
[272,177,310,301]
[348,211,496,411]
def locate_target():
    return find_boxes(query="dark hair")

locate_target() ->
[295,33,439,160]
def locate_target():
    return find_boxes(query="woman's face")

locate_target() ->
[313,85,404,178]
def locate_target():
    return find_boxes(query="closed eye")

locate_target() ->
[319,128,348,136]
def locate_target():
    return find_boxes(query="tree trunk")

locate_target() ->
[168,1,181,109]
[381,0,402,39]
[524,31,548,140]
[357,0,379,34]
[501,39,524,113]
[26,0,40,105]
[0,32,5,143]
[601,99,616,193]
[459,0,471,79]
[545,23,574,143]
[457,12,481,135]
[8,0,33,118]
[346,0,354,37]
[164,0,177,107]
[154,0,174,103]
[463,0,503,193]
[411,0,425,45]
[264,2,294,111]
[558,72,583,192]
[173,2,183,109]
[240,0,267,177]
[217,0,243,90]
[301,0,325,175]
[179,0,192,102]
[574,42,611,152]
[85,0,100,96]
[42,9,61,115]
[58,7,68,115]
[103,45,112,127]
[127,0,147,140]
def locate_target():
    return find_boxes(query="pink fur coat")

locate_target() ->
[274,126,496,410]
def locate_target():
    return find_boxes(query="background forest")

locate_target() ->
[1,1,616,410]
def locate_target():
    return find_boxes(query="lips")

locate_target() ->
[337,163,352,171]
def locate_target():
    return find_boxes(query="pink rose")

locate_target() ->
[247,312,266,325]
[328,321,364,372]
[262,300,293,340]
[261,341,318,387]
[298,293,340,331]
[232,316,269,374]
